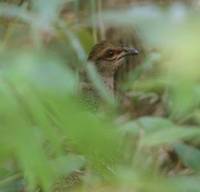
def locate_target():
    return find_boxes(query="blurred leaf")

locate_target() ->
[31,0,65,24]
[75,28,94,54]
[122,117,200,147]
[141,126,200,147]
[0,3,32,22]
[50,154,85,177]
[122,117,173,134]
[174,143,200,172]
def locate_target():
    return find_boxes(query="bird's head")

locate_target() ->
[88,41,139,77]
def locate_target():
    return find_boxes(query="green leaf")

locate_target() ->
[49,154,85,177]
[174,143,200,172]
[141,127,200,147]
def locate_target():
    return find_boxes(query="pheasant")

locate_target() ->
[86,41,165,117]
[79,41,139,112]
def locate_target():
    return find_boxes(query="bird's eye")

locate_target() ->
[106,50,114,57]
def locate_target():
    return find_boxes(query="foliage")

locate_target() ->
[0,0,200,192]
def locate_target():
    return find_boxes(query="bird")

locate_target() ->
[79,40,139,112]
[87,40,139,95]
[87,41,165,118]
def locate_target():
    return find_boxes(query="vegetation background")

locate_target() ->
[0,0,200,191]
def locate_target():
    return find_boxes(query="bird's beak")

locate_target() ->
[117,47,139,61]
[123,47,139,55]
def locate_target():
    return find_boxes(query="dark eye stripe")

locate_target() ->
[96,48,123,61]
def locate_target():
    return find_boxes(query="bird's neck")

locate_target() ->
[101,74,115,94]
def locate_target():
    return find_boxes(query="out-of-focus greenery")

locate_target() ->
[0,0,200,192]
